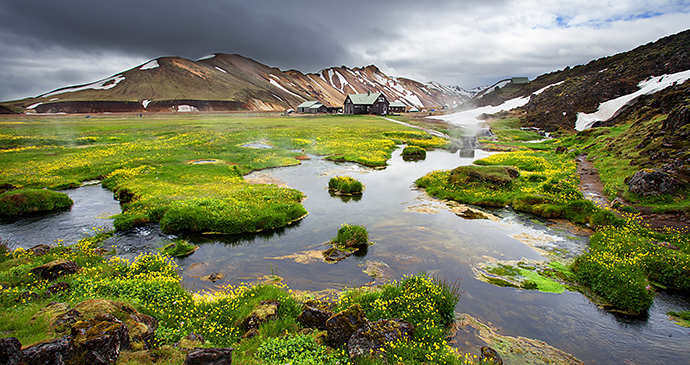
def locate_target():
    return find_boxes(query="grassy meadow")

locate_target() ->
[0,113,443,234]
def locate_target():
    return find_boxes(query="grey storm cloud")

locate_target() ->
[0,0,689,101]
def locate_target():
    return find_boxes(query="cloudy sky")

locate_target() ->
[1,0,689,101]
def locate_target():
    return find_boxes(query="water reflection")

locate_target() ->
[328,191,363,203]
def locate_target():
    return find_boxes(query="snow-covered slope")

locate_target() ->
[575,69,690,131]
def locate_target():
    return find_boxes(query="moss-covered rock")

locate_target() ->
[449,165,520,187]
[347,318,414,360]
[325,304,369,347]
[29,259,81,280]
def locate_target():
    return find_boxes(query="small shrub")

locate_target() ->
[328,176,363,195]
[0,189,73,216]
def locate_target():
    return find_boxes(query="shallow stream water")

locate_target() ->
[2,147,689,364]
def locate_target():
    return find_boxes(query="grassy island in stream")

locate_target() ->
[0,114,445,235]
[0,234,480,365]
[0,189,73,216]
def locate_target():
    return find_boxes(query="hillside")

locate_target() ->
[473,29,690,131]
[0,54,471,114]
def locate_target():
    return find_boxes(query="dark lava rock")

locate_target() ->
[70,314,130,365]
[22,335,73,365]
[347,318,414,360]
[242,300,280,331]
[0,337,23,365]
[325,304,369,347]
[480,346,503,364]
[29,259,81,280]
[45,282,70,297]
[297,305,335,330]
[628,169,682,196]
[662,105,690,131]
[27,244,52,256]
[184,347,234,365]
[322,247,353,262]
[53,309,82,332]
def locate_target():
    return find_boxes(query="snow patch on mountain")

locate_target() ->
[41,75,126,98]
[215,67,227,74]
[434,81,566,131]
[575,69,690,131]
[268,78,304,100]
[140,60,159,70]
[196,54,216,61]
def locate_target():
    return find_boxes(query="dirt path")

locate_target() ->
[576,154,610,208]
[577,154,690,233]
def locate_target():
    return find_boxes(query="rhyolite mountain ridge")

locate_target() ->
[475,29,690,132]
[0,54,478,114]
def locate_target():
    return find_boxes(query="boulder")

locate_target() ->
[347,318,414,360]
[28,244,52,256]
[628,169,682,196]
[297,305,335,330]
[322,247,353,262]
[242,300,280,331]
[73,299,157,350]
[325,304,369,347]
[22,335,73,365]
[0,337,23,365]
[44,282,70,297]
[480,346,504,365]
[29,259,81,280]
[662,105,690,131]
[184,347,234,365]
[70,314,130,365]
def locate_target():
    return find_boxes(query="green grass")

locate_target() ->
[0,189,73,216]
[328,176,363,195]
[332,224,369,249]
[572,219,690,314]
[0,113,445,234]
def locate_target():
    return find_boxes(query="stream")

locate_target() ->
[1,146,689,364]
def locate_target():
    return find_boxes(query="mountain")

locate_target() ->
[472,29,690,131]
[0,54,471,114]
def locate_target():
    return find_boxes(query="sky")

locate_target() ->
[1,0,689,102]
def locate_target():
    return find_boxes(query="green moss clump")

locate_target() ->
[159,240,198,257]
[449,165,519,187]
[328,176,363,195]
[332,224,369,249]
[0,189,73,216]
[401,145,426,159]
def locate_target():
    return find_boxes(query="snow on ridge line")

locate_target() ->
[575,69,690,131]
[196,54,216,61]
[268,79,305,100]
[140,60,159,70]
[26,102,43,109]
[41,75,126,98]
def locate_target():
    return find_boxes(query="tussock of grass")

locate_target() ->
[0,189,73,216]
[328,176,363,195]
